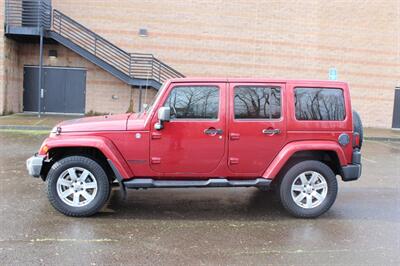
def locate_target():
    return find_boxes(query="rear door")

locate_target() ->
[228,82,286,175]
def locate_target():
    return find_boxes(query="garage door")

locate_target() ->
[23,66,86,114]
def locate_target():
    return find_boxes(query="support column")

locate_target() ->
[138,85,143,112]
[38,26,44,117]
[392,87,400,129]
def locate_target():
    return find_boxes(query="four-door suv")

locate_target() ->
[27,78,363,218]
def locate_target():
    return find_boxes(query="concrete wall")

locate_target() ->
[50,0,400,128]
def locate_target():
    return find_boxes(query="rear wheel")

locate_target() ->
[278,160,338,218]
[47,156,110,217]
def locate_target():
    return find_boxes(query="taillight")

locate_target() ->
[353,132,360,148]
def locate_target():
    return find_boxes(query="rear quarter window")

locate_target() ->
[294,88,345,121]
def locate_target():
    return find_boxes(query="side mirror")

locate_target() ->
[155,107,170,130]
[158,107,170,122]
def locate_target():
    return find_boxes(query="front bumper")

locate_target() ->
[26,154,45,177]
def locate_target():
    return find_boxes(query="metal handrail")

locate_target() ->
[4,1,184,84]
[5,0,51,29]
[52,9,184,84]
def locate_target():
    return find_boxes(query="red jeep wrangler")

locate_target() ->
[27,78,363,218]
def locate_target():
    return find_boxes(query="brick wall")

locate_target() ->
[0,0,5,114]
[1,0,399,127]
[50,0,399,128]
[3,38,22,114]
[0,1,22,115]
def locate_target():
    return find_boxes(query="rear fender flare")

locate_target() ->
[262,140,346,180]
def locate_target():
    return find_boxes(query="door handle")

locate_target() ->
[262,128,281,135]
[204,128,223,135]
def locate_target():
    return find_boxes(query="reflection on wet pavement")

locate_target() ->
[0,132,399,265]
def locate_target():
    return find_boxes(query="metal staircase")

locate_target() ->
[4,0,185,89]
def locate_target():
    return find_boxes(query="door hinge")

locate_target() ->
[229,158,239,165]
[151,132,162,139]
[151,157,161,164]
[230,133,240,140]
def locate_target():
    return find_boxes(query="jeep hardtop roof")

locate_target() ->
[167,77,348,87]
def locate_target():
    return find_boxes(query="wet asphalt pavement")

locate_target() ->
[0,132,399,265]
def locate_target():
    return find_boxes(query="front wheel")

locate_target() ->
[47,156,111,217]
[278,160,338,218]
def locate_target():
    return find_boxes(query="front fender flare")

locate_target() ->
[42,135,132,179]
[262,140,347,180]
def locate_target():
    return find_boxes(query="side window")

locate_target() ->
[234,86,281,119]
[164,86,219,119]
[294,88,345,121]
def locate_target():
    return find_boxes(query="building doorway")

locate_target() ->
[23,66,86,114]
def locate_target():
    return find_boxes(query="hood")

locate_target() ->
[58,113,131,132]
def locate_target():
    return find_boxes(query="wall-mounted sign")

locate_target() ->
[329,68,337,81]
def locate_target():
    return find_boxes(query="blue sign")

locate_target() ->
[329,68,337,80]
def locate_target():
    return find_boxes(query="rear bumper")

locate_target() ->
[26,154,45,177]
[341,149,362,182]
[341,164,362,181]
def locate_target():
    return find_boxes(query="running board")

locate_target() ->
[123,178,271,189]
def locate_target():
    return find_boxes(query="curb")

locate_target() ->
[0,125,52,131]
[364,136,400,142]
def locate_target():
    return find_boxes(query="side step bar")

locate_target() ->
[123,178,271,189]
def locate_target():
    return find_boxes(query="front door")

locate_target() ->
[150,83,226,175]
[228,83,286,175]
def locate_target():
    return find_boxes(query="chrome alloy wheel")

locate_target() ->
[291,171,328,209]
[56,167,98,207]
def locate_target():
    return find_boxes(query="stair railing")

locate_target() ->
[52,9,184,84]
[5,0,52,29]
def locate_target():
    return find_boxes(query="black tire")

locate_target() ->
[278,160,338,218]
[47,156,111,217]
[353,110,363,149]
